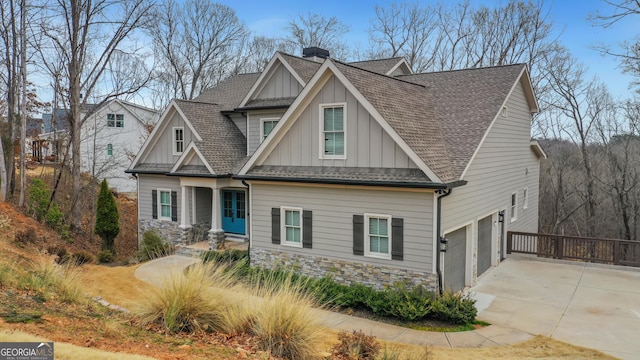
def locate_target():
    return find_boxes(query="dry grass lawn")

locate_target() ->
[77,264,153,309]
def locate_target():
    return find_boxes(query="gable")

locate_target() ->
[261,74,418,169]
[170,143,214,175]
[135,105,199,166]
[256,62,304,100]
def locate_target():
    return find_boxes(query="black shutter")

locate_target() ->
[271,208,281,244]
[391,218,404,260]
[152,190,157,219]
[171,191,178,222]
[353,215,364,255]
[302,210,312,249]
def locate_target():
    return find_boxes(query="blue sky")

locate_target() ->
[219,0,639,100]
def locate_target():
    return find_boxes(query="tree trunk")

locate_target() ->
[18,0,27,208]
[69,0,83,229]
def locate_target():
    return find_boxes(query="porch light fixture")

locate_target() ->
[439,236,448,252]
[498,210,505,223]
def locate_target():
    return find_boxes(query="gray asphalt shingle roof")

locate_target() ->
[278,52,322,83]
[348,57,406,75]
[398,64,526,178]
[173,100,247,175]
[194,73,260,110]
[245,166,437,185]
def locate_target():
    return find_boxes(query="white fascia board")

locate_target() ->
[238,53,306,108]
[170,142,215,175]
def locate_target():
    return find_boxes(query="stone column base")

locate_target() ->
[208,229,225,250]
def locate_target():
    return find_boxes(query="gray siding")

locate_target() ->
[195,187,212,224]
[228,113,247,137]
[257,63,303,99]
[261,76,417,169]
[247,110,285,155]
[138,174,182,221]
[186,153,204,166]
[141,111,196,164]
[442,80,539,234]
[251,183,435,273]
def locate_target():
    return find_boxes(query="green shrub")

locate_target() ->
[137,230,171,261]
[332,330,380,360]
[28,179,50,221]
[366,283,434,321]
[45,202,64,231]
[15,227,38,245]
[97,250,114,264]
[94,179,119,255]
[430,290,477,324]
[71,251,93,266]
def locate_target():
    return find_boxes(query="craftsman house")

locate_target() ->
[128,48,545,292]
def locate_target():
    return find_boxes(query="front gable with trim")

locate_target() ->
[260,74,418,169]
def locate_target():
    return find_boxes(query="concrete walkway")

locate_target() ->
[471,256,640,360]
[135,255,532,349]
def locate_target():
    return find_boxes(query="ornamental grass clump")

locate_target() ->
[134,261,247,333]
[20,256,84,304]
[249,270,326,360]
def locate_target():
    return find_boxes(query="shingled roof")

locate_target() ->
[194,73,260,110]
[398,64,526,178]
[278,52,322,83]
[348,57,406,75]
[173,100,247,175]
[333,61,456,183]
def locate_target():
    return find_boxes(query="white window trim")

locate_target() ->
[173,127,184,155]
[107,113,124,128]
[158,188,172,221]
[319,102,347,160]
[260,117,279,142]
[281,206,303,248]
[364,213,392,260]
[107,143,113,156]
[510,192,518,223]
[523,188,529,209]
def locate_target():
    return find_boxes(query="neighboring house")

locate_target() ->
[41,100,159,193]
[128,48,545,292]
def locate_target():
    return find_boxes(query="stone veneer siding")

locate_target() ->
[251,248,439,292]
[139,219,225,247]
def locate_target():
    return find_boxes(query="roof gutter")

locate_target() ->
[233,105,290,112]
[233,175,448,189]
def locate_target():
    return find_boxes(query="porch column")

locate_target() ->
[210,187,221,231]
[179,185,191,229]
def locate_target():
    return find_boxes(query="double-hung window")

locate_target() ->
[281,207,302,247]
[365,214,391,259]
[159,190,172,220]
[320,103,346,158]
[107,144,113,156]
[173,127,184,154]
[260,118,279,142]
[107,113,124,128]
[511,192,518,222]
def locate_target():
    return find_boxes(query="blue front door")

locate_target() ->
[221,190,246,235]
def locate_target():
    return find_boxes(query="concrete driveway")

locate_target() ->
[471,257,640,360]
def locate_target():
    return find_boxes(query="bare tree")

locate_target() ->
[285,12,350,60]
[39,0,153,229]
[18,0,27,207]
[591,0,640,90]
[148,0,247,102]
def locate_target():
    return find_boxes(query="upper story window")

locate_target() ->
[260,118,279,142]
[173,127,184,155]
[107,144,113,156]
[107,113,124,127]
[320,103,346,159]
[511,192,518,222]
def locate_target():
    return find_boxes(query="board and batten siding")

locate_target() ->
[195,187,212,224]
[441,79,539,234]
[138,174,182,220]
[256,63,303,100]
[141,111,196,165]
[247,110,286,155]
[251,183,435,273]
[261,75,418,169]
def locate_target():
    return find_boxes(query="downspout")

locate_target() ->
[241,180,250,265]
[436,188,452,295]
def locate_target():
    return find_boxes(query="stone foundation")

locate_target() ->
[250,248,438,292]
[139,218,191,246]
